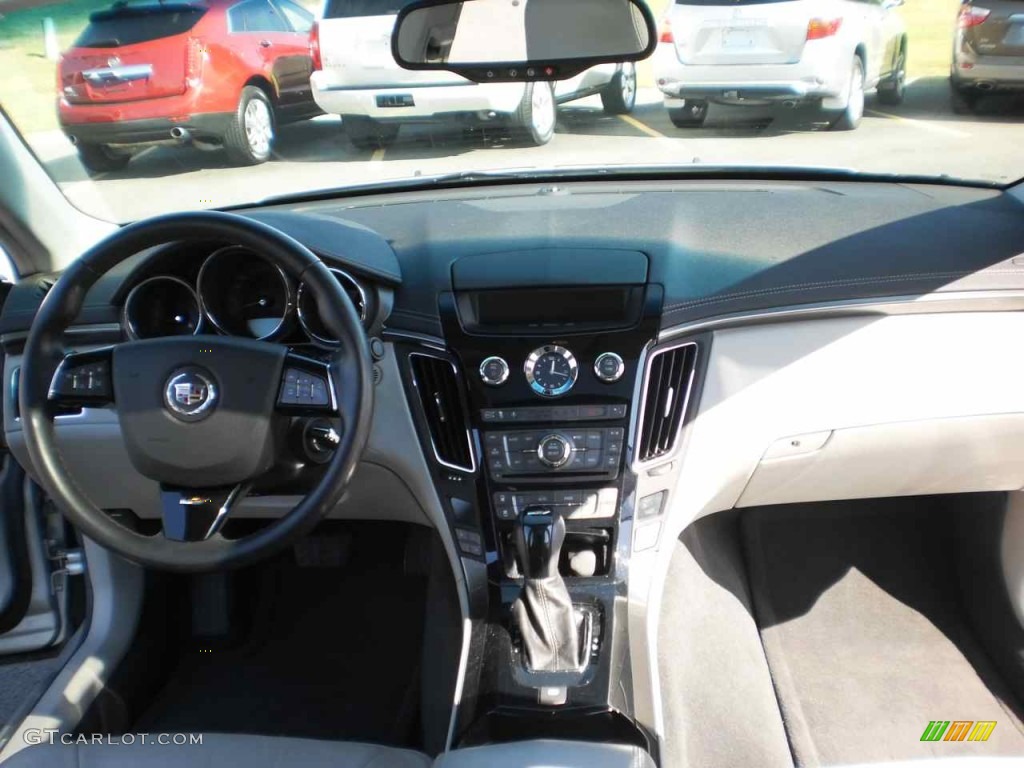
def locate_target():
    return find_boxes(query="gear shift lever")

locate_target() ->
[512,508,581,672]
[517,508,561,578]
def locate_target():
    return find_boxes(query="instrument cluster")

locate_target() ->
[121,246,372,347]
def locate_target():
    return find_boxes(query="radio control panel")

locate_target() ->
[484,427,624,479]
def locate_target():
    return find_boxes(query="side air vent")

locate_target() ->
[637,342,698,463]
[410,353,475,473]
[34,277,57,299]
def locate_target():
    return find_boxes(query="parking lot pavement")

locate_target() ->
[34,78,1024,222]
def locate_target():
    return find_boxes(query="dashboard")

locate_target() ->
[2,177,1024,741]
[2,179,1024,533]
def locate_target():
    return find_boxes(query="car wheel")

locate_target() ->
[343,116,400,151]
[75,143,131,175]
[224,86,275,165]
[601,62,637,115]
[513,82,556,146]
[877,42,907,106]
[830,56,865,131]
[667,101,708,128]
[950,81,978,115]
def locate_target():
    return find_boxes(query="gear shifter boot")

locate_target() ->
[512,510,582,672]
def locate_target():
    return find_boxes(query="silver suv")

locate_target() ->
[653,0,908,130]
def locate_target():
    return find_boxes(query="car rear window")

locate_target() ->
[73,4,207,48]
[323,0,418,18]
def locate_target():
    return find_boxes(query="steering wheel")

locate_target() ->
[18,212,374,572]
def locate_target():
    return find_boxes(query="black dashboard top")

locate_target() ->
[3,179,1024,339]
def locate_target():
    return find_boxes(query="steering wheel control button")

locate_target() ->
[279,367,329,407]
[594,352,625,382]
[163,367,217,422]
[50,358,113,403]
[479,356,510,386]
[538,434,572,468]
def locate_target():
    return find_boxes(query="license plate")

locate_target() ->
[376,94,414,108]
[358,37,393,67]
[722,28,755,49]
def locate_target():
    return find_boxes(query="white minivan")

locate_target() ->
[653,0,907,130]
[309,0,637,148]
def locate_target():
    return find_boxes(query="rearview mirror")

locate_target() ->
[392,0,656,82]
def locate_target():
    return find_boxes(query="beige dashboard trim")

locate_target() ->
[658,290,1024,342]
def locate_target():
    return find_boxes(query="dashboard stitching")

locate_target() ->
[661,269,1024,314]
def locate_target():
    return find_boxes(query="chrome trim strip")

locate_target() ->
[121,275,201,341]
[408,352,477,474]
[82,64,152,85]
[197,245,294,341]
[658,290,1024,342]
[632,341,699,470]
[296,266,369,347]
[447,616,474,750]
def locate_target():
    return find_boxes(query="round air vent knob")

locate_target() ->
[594,352,625,383]
[479,356,510,386]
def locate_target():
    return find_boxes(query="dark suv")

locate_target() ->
[952,0,1024,112]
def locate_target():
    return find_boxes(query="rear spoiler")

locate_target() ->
[89,1,208,22]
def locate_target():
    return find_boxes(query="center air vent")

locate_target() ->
[410,353,475,473]
[637,342,698,463]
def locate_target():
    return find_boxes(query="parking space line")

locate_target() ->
[617,114,666,139]
[866,109,971,139]
[371,148,386,161]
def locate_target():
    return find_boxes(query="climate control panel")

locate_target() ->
[484,427,624,478]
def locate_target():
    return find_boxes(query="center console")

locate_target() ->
[424,249,661,751]
[395,248,664,754]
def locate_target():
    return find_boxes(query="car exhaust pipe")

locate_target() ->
[67,135,78,146]
[975,81,995,92]
[170,127,191,141]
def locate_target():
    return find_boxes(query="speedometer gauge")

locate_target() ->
[524,345,578,397]
[198,246,292,340]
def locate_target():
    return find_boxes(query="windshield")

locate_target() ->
[1,0,1022,222]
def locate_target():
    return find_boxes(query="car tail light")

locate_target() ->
[958,6,991,28]
[186,37,205,86]
[310,21,322,70]
[806,17,842,40]
[659,18,673,44]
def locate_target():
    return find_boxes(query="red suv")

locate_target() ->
[58,0,321,174]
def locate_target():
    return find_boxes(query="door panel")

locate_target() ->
[878,0,904,76]
[228,0,305,107]
[0,458,31,635]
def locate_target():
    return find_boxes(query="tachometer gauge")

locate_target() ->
[524,345,578,397]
